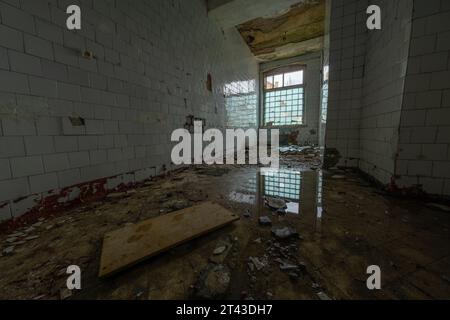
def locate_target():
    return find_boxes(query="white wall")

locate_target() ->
[396,0,450,196]
[326,0,367,167]
[0,0,258,221]
[327,0,450,196]
[359,0,413,184]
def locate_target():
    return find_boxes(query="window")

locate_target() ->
[224,80,257,128]
[263,67,304,126]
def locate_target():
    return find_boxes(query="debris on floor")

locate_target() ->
[194,264,231,299]
[259,216,272,226]
[317,292,332,300]
[271,226,299,240]
[265,197,287,210]
[0,159,449,300]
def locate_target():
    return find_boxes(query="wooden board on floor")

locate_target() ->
[99,201,239,278]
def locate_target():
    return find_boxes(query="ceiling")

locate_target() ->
[208,0,326,62]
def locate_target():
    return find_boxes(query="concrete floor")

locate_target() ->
[0,152,449,300]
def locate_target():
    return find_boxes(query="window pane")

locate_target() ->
[273,74,283,88]
[265,75,274,89]
[284,70,303,86]
[264,87,304,126]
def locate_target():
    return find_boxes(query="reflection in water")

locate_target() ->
[286,202,300,215]
[228,168,324,229]
[315,170,324,233]
[228,191,255,205]
[262,169,301,214]
[263,170,301,201]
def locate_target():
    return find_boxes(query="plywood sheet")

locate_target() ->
[99,202,239,278]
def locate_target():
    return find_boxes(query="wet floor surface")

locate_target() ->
[0,157,449,300]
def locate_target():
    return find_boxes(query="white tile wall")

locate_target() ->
[396,0,450,196]
[327,0,450,196]
[0,0,259,220]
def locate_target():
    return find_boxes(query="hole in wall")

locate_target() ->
[69,116,85,126]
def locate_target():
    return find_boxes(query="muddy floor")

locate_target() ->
[0,152,449,300]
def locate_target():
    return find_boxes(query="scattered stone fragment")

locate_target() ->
[265,197,287,210]
[195,264,231,299]
[11,241,26,246]
[249,256,267,271]
[25,236,40,241]
[312,283,321,289]
[279,262,299,271]
[32,222,43,227]
[259,216,272,226]
[253,238,262,244]
[162,199,190,211]
[10,232,24,238]
[3,246,15,256]
[271,226,298,239]
[45,225,54,230]
[331,175,345,179]
[243,210,251,218]
[317,292,332,300]
[24,227,35,233]
[60,288,72,300]
[275,258,302,272]
[6,237,17,243]
[213,246,227,255]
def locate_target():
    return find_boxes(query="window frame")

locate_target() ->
[262,65,306,127]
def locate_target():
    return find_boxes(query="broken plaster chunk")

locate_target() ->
[248,256,267,271]
[259,216,272,226]
[271,226,298,240]
[6,237,18,243]
[213,245,227,255]
[195,264,231,299]
[25,236,40,241]
[265,197,287,210]
[3,246,15,256]
[60,288,73,300]
[275,258,299,271]
[317,292,332,300]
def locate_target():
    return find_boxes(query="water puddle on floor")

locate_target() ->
[227,168,324,233]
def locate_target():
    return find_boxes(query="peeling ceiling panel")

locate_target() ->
[208,0,303,29]
[237,0,326,62]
